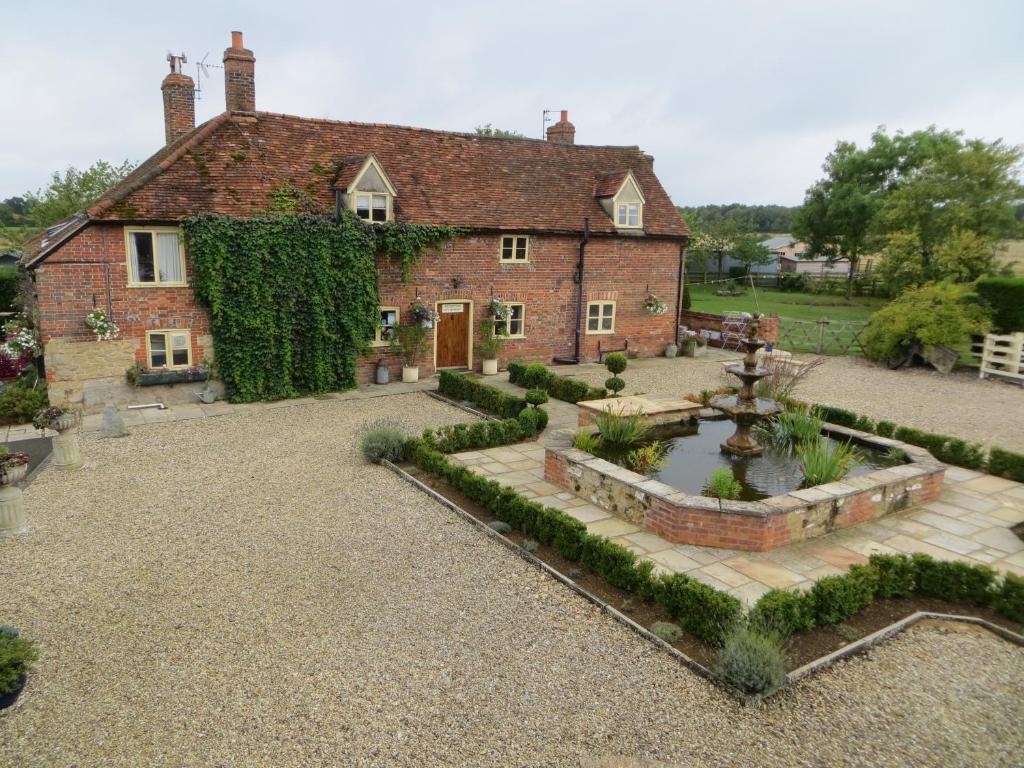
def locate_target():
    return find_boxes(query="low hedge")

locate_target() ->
[807,401,1014,478]
[507,360,605,404]
[438,369,526,419]
[405,439,742,645]
[751,553,1023,639]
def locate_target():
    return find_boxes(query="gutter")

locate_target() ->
[554,217,589,365]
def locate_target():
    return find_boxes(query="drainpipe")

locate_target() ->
[675,236,690,345]
[334,190,342,223]
[554,217,589,364]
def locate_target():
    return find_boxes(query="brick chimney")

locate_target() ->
[223,30,256,113]
[162,54,195,144]
[546,110,575,145]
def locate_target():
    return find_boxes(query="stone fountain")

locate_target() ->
[712,316,783,456]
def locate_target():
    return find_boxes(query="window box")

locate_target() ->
[132,368,209,387]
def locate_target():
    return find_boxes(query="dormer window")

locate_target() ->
[356,193,389,222]
[338,153,397,224]
[616,203,640,228]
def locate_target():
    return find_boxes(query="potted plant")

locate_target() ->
[490,298,508,321]
[694,334,708,357]
[389,322,430,382]
[679,329,698,357]
[644,293,667,315]
[0,448,31,535]
[0,626,38,710]
[476,319,505,376]
[33,406,82,470]
[410,301,440,329]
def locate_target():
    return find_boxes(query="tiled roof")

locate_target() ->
[333,154,369,191]
[25,111,688,265]
[593,170,630,198]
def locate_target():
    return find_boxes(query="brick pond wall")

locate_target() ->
[544,425,945,552]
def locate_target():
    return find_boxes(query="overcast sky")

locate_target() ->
[2,0,1022,207]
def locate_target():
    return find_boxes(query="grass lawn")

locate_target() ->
[688,281,888,323]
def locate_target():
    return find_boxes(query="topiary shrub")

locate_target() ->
[653,573,743,646]
[715,626,786,695]
[359,418,408,463]
[861,282,991,362]
[867,553,918,598]
[748,589,815,637]
[506,360,527,385]
[525,388,549,407]
[522,363,556,390]
[604,376,625,396]
[809,565,877,625]
[0,627,37,697]
[912,555,995,605]
[517,407,545,435]
[604,351,627,375]
[993,573,1024,623]
[875,420,897,438]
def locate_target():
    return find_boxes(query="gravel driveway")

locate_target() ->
[568,354,1024,451]
[1,393,1021,767]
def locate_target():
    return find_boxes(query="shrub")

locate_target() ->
[421,418,527,453]
[913,555,995,605]
[525,388,549,407]
[594,407,649,446]
[715,626,786,695]
[0,628,37,696]
[868,553,918,598]
[975,276,1024,333]
[0,377,50,426]
[650,621,684,643]
[516,407,547,435]
[626,441,668,475]
[703,467,742,500]
[993,573,1024,623]
[816,405,858,428]
[778,272,808,292]
[875,420,897,438]
[437,370,526,419]
[522,363,556,390]
[861,282,991,362]
[934,438,986,469]
[604,376,626,396]
[359,419,408,463]
[748,589,815,637]
[771,405,823,445]
[550,377,594,404]
[488,520,512,534]
[797,437,861,486]
[604,351,627,375]
[506,360,527,384]
[653,573,743,646]
[809,565,877,625]
[476,318,506,360]
[572,431,601,453]
[988,447,1024,482]
[388,322,431,367]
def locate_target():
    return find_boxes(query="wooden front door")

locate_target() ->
[436,301,471,369]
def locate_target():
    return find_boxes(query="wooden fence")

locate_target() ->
[776,317,867,355]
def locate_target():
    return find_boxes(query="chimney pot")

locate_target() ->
[546,110,576,145]
[560,110,568,122]
[223,31,256,113]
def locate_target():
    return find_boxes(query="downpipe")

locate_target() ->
[552,217,589,365]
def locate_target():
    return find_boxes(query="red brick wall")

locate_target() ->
[36,224,683,390]
[34,223,213,380]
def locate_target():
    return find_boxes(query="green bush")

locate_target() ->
[715,626,786,695]
[913,555,995,605]
[516,407,548,435]
[421,417,532,454]
[0,628,37,696]
[988,447,1024,482]
[875,420,897,438]
[522,363,556,390]
[703,467,742,500]
[0,267,18,313]
[809,565,877,625]
[506,360,527,385]
[594,407,649,446]
[550,377,594,404]
[437,369,526,419]
[861,282,991,362]
[868,554,918,598]
[359,419,408,463]
[975,276,1024,333]
[993,573,1024,623]
[0,378,49,426]
[934,438,986,469]
[653,573,743,646]
[816,405,858,428]
[748,589,815,637]
[604,376,625,396]
[604,351,627,375]
[525,388,549,407]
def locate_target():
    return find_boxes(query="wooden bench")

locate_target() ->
[597,339,629,362]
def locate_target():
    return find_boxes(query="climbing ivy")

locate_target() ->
[182,212,458,402]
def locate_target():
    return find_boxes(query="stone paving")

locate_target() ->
[450,382,1024,606]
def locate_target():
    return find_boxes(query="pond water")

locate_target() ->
[596,418,900,501]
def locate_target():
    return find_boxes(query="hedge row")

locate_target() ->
[421,412,547,454]
[975,276,1024,334]
[438,369,527,419]
[507,361,606,404]
[405,439,742,645]
[808,403,1023,481]
[749,553,1024,637]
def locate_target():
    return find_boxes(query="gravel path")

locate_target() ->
[2,393,1022,766]
[568,354,1024,451]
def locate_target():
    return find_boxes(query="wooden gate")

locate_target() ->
[435,301,471,368]
[776,317,867,355]
[979,332,1024,385]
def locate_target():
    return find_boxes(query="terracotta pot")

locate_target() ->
[482,358,498,376]
[402,366,419,383]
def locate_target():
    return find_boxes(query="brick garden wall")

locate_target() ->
[35,224,684,402]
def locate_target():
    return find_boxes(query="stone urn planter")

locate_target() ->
[664,342,678,358]
[402,365,420,383]
[0,458,29,535]
[680,338,698,357]
[481,358,499,376]
[33,407,83,470]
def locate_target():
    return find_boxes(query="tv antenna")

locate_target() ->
[542,109,554,139]
[193,52,222,101]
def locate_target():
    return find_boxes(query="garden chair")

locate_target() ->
[720,311,748,351]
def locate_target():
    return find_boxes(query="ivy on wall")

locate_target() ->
[183,212,458,402]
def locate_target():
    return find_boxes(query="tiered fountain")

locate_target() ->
[712,316,783,456]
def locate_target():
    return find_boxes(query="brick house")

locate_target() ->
[22,32,689,410]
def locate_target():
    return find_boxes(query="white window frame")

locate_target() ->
[354,192,391,223]
[145,329,192,369]
[615,203,641,229]
[495,302,525,338]
[585,301,616,335]
[372,306,400,347]
[124,227,187,287]
[499,235,529,263]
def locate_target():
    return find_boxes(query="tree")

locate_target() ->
[23,160,136,227]
[676,204,796,233]
[473,124,524,138]
[684,217,768,280]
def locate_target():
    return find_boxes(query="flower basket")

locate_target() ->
[0,461,29,486]
[644,293,668,316]
[410,302,440,329]
[32,407,79,433]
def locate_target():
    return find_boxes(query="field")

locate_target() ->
[688,281,887,323]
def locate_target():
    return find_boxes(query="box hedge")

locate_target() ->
[507,360,604,404]
[438,369,526,419]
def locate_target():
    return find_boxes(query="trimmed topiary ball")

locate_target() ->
[604,351,628,375]
[525,388,549,407]
[605,376,625,396]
